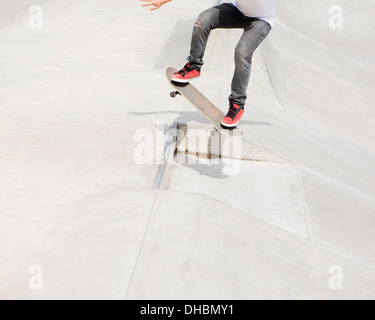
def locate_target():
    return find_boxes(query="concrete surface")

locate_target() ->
[0,0,374,299]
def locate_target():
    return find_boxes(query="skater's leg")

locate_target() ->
[229,20,271,106]
[188,3,243,68]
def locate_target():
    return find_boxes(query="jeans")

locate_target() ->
[188,3,272,107]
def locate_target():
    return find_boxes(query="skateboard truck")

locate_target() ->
[170,91,181,98]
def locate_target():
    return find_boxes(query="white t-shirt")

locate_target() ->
[231,0,277,27]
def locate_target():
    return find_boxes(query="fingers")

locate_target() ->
[139,0,161,10]
[139,0,152,6]
[140,0,153,7]
[139,0,157,9]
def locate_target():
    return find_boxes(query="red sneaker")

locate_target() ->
[171,62,201,83]
[221,103,245,128]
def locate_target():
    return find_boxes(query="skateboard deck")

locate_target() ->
[166,67,242,136]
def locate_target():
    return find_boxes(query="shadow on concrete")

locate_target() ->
[176,158,231,180]
[128,111,181,116]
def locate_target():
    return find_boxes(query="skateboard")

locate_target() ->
[166,67,242,137]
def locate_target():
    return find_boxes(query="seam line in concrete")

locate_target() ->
[124,189,160,300]
[296,165,312,242]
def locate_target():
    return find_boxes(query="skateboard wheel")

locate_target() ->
[170,91,180,98]
[210,129,218,136]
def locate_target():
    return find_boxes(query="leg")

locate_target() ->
[229,20,271,106]
[188,3,243,68]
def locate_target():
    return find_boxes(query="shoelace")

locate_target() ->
[178,63,194,77]
[226,105,238,119]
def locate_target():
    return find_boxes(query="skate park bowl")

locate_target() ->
[0,0,375,299]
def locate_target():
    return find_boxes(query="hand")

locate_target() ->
[140,0,172,11]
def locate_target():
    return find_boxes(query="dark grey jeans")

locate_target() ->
[188,3,272,107]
